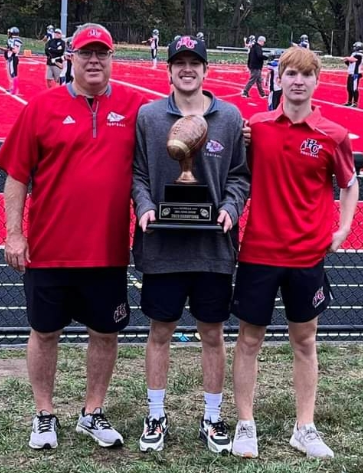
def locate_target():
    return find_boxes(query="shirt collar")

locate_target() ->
[167,90,219,116]
[67,83,112,98]
[272,103,322,130]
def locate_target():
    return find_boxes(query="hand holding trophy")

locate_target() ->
[148,115,222,231]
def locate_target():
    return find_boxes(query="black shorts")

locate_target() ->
[231,261,332,326]
[24,267,130,333]
[141,272,233,323]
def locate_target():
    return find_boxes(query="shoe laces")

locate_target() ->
[302,427,322,443]
[210,419,229,436]
[36,413,60,433]
[146,417,164,435]
[236,423,255,440]
[90,412,113,430]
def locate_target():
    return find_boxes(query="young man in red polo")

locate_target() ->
[232,47,358,459]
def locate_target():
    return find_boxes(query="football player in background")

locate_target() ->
[342,41,363,108]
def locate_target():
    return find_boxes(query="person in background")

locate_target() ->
[0,29,11,83]
[142,29,159,69]
[4,27,22,95]
[265,49,283,110]
[292,34,310,49]
[232,46,358,460]
[45,28,65,88]
[59,39,74,85]
[342,41,363,108]
[43,25,55,43]
[242,36,268,98]
[244,34,255,50]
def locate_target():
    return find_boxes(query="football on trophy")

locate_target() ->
[167,115,208,161]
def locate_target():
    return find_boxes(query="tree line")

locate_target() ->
[0,0,362,55]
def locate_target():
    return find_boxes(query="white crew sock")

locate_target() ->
[204,392,223,423]
[147,388,165,420]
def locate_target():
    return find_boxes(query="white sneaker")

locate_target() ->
[199,418,232,454]
[289,422,334,459]
[139,415,169,452]
[232,420,258,458]
[29,410,60,449]
[76,407,123,448]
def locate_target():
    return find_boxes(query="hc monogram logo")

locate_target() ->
[176,36,197,51]
[300,138,323,158]
[87,29,102,39]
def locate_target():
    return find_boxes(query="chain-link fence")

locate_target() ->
[0,150,363,345]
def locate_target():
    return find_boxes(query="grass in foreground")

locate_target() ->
[0,343,362,473]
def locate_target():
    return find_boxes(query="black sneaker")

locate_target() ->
[199,418,232,454]
[351,103,358,108]
[343,102,352,106]
[241,92,250,98]
[139,415,169,452]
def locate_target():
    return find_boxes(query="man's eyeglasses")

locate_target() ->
[73,49,113,60]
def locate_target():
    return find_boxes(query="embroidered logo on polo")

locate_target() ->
[206,140,224,153]
[107,112,125,127]
[62,115,76,124]
[204,139,224,158]
[300,138,323,158]
[312,286,325,308]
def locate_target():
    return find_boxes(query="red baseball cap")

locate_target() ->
[72,26,113,50]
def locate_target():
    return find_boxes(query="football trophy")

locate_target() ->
[148,115,222,230]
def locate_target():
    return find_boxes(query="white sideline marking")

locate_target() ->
[0,87,28,105]
[313,97,363,111]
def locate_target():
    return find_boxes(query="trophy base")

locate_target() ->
[158,202,214,223]
[147,222,223,231]
[150,183,220,230]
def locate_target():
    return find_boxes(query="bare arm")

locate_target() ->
[329,180,359,252]
[4,175,30,271]
[343,56,357,63]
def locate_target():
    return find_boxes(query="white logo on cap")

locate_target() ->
[176,36,197,50]
[87,29,102,38]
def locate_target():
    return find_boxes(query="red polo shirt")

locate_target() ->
[0,84,147,268]
[239,105,356,267]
